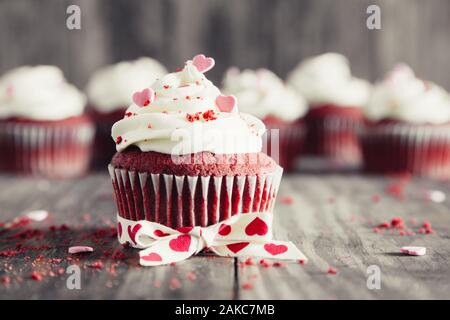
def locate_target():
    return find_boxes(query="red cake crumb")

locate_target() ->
[244,257,255,266]
[422,221,431,228]
[259,259,271,268]
[202,109,217,121]
[273,262,285,268]
[169,277,182,290]
[298,259,307,265]
[242,282,253,290]
[116,136,122,145]
[280,196,294,205]
[372,195,381,203]
[391,217,404,228]
[377,222,390,229]
[1,276,11,286]
[88,261,104,269]
[327,267,337,275]
[30,271,43,281]
[373,227,381,234]
[186,272,197,281]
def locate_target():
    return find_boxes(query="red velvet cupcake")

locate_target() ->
[0,65,94,178]
[361,64,450,179]
[109,55,283,229]
[288,53,371,165]
[86,57,167,168]
[222,68,307,171]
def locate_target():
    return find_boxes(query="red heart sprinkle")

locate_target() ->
[245,217,268,236]
[218,224,231,236]
[169,235,191,252]
[227,242,249,254]
[132,88,155,107]
[192,54,215,73]
[264,243,288,256]
[142,252,162,262]
[215,95,236,113]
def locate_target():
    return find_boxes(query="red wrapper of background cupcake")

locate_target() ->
[222,68,307,171]
[360,64,450,179]
[0,65,94,178]
[109,54,283,229]
[288,53,371,165]
[86,57,167,169]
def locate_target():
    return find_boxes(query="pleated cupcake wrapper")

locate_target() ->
[264,122,306,171]
[360,123,450,179]
[305,115,362,163]
[0,121,94,177]
[109,164,283,229]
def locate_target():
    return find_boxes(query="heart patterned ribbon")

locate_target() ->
[117,212,307,266]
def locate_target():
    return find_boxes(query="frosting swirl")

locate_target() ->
[287,53,371,107]
[112,56,265,155]
[365,64,450,124]
[86,57,167,113]
[0,65,86,121]
[222,68,307,121]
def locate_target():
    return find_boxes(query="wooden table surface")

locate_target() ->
[1,166,450,300]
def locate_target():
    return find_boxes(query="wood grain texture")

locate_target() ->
[0,0,449,88]
[1,171,449,299]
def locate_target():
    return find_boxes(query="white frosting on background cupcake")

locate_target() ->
[222,68,307,121]
[365,64,450,124]
[0,65,86,121]
[112,56,265,155]
[287,53,371,107]
[86,57,167,113]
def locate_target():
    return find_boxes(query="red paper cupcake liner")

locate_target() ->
[0,117,95,178]
[263,119,306,171]
[304,105,363,164]
[108,164,283,229]
[360,122,450,179]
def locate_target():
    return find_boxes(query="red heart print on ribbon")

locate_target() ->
[177,226,193,234]
[169,235,191,252]
[264,243,288,256]
[192,54,215,73]
[132,88,155,107]
[141,252,162,262]
[117,222,122,239]
[127,224,142,245]
[245,217,268,236]
[226,242,250,254]
[215,95,236,113]
[154,229,170,237]
[218,224,232,236]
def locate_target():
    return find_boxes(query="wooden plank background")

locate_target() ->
[0,0,449,90]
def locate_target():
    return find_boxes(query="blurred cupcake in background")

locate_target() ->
[361,64,450,179]
[86,57,167,168]
[288,53,371,166]
[0,65,93,178]
[222,68,307,171]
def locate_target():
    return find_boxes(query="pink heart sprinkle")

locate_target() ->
[215,95,236,113]
[400,246,426,256]
[132,88,155,107]
[68,246,94,254]
[192,54,215,73]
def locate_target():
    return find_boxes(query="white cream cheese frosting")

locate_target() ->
[222,68,307,121]
[86,57,167,113]
[0,65,86,121]
[365,64,450,124]
[112,55,266,155]
[287,53,371,107]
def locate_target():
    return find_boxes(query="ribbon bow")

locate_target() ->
[118,212,307,266]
